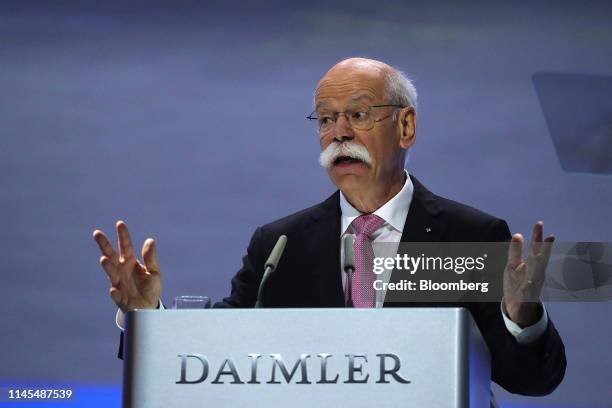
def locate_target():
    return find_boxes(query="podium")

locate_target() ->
[123,308,491,407]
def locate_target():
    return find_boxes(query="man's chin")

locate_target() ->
[328,161,370,187]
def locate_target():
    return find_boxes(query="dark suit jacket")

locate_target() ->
[120,175,566,396]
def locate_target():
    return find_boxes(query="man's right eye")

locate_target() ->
[319,116,333,126]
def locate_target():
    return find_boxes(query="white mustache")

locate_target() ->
[318,141,372,170]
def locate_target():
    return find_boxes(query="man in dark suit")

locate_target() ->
[93,57,565,396]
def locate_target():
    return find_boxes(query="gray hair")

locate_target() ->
[384,68,418,121]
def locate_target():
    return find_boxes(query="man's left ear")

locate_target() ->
[397,107,416,149]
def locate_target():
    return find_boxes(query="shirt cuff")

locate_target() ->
[115,308,126,332]
[500,300,548,344]
[115,300,165,332]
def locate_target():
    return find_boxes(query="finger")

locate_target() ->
[507,233,523,268]
[100,256,120,285]
[526,236,554,288]
[528,221,544,258]
[142,238,161,274]
[116,220,135,261]
[540,234,555,268]
[532,221,543,242]
[93,230,118,262]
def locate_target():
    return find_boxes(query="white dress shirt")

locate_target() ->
[117,170,548,344]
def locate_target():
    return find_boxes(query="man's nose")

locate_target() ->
[333,114,355,142]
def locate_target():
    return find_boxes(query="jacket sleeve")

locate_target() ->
[471,219,566,395]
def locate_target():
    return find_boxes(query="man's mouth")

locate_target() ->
[333,155,364,166]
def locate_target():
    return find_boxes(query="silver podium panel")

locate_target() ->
[123,308,490,408]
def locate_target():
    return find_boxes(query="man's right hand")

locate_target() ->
[93,221,162,313]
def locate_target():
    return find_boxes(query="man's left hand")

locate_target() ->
[503,221,554,328]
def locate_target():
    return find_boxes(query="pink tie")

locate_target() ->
[350,214,385,308]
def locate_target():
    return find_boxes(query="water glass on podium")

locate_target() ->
[172,295,211,309]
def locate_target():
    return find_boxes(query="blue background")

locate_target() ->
[1,1,611,406]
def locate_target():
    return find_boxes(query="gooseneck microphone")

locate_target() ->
[342,234,356,307]
[255,235,288,308]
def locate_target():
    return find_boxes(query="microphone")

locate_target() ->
[342,234,356,307]
[255,235,288,308]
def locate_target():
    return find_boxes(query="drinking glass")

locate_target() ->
[172,295,211,309]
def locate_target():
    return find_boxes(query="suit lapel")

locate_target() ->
[384,175,446,305]
[401,175,445,243]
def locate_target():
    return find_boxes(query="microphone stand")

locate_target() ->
[342,234,356,308]
[345,266,354,308]
[255,235,288,308]
[255,266,273,309]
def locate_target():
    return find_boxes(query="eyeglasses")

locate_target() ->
[306,104,405,134]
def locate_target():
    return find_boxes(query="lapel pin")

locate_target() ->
[425,227,431,233]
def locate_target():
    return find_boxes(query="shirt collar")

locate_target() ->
[340,170,414,235]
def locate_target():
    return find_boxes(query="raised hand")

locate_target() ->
[503,221,554,327]
[93,221,162,312]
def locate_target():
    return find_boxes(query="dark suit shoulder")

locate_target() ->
[424,189,510,242]
[435,194,504,225]
[257,191,339,238]
[411,175,505,228]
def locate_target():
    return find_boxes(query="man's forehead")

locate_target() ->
[315,94,376,110]
[315,67,386,108]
